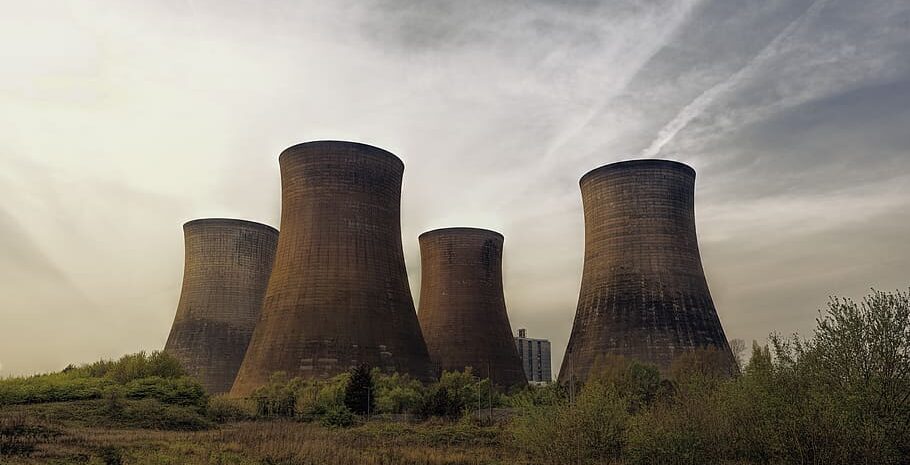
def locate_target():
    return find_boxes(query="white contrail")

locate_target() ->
[540,0,704,163]
[639,0,831,158]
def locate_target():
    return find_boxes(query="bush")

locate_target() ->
[206,395,256,423]
[251,373,297,418]
[245,372,353,421]
[123,376,207,408]
[320,404,356,428]
[0,375,108,405]
[567,288,910,465]
[63,351,185,382]
[587,356,666,411]
[503,382,566,409]
[115,399,212,430]
[417,386,464,420]
[511,377,629,464]
[416,368,500,420]
[0,351,195,407]
[625,382,717,465]
[373,371,424,414]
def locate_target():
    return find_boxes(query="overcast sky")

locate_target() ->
[2,0,908,377]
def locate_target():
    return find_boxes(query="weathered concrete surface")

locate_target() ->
[231,141,434,396]
[164,218,278,394]
[417,228,527,389]
[559,160,734,383]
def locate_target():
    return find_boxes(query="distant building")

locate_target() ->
[514,329,552,384]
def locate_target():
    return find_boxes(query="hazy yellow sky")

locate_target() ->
[2,0,909,376]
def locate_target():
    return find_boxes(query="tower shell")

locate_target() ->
[417,228,527,389]
[559,159,734,383]
[164,218,278,394]
[231,141,434,396]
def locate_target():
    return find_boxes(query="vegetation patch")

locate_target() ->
[0,289,907,464]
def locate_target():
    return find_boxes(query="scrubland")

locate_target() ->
[2,289,908,465]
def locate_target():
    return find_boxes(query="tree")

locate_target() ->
[768,288,910,464]
[343,365,375,416]
[809,289,910,438]
[728,339,747,373]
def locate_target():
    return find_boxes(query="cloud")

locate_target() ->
[640,0,832,158]
[658,0,910,164]
[0,0,908,377]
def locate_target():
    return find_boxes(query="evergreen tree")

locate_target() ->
[343,364,375,416]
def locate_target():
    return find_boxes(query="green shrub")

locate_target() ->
[503,382,566,409]
[0,375,109,405]
[287,375,348,418]
[320,404,356,428]
[123,376,207,408]
[252,373,297,418]
[206,395,256,423]
[63,351,186,382]
[372,371,424,414]
[416,386,464,420]
[511,374,629,464]
[625,288,910,465]
[0,351,194,407]
[587,356,665,411]
[248,372,351,420]
[115,399,212,430]
[416,368,502,420]
[625,386,716,465]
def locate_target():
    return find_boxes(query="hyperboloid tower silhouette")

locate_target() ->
[231,141,434,396]
[417,227,527,389]
[165,218,278,394]
[559,160,734,383]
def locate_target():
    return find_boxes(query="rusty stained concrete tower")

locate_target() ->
[559,160,734,384]
[164,218,278,394]
[231,141,434,396]
[417,228,527,389]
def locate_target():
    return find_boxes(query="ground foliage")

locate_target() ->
[510,288,910,465]
[1,288,907,464]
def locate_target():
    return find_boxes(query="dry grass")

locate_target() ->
[0,416,523,465]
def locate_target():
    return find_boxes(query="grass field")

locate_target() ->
[1,405,515,465]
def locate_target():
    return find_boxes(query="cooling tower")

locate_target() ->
[417,228,527,389]
[559,159,734,383]
[164,218,278,394]
[231,141,435,396]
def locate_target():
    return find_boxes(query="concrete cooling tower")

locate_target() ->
[417,228,527,389]
[231,141,434,396]
[164,218,278,394]
[559,159,734,384]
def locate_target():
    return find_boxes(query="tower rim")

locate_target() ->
[183,218,278,234]
[580,159,695,187]
[418,227,504,240]
[279,140,405,171]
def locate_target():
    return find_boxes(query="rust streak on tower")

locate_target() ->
[231,141,434,396]
[417,228,527,389]
[560,159,734,383]
[164,218,278,394]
